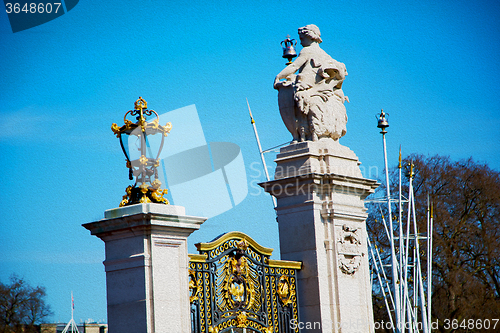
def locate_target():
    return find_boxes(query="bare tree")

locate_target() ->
[368,155,500,332]
[0,275,53,333]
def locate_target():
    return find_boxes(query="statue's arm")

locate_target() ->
[274,56,307,89]
[276,58,305,80]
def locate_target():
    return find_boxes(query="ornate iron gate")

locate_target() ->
[189,232,301,333]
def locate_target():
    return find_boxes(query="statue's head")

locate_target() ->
[298,24,322,44]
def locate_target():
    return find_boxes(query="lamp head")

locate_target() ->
[111,97,172,206]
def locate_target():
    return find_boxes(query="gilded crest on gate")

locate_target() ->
[216,239,262,315]
[188,231,302,333]
[277,275,295,306]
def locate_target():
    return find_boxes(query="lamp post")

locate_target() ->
[377,109,402,332]
[111,97,172,207]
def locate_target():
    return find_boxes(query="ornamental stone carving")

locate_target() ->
[338,224,363,275]
[274,24,349,143]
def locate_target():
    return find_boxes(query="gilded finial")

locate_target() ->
[134,96,147,111]
[246,98,255,124]
[408,161,415,178]
[398,145,402,169]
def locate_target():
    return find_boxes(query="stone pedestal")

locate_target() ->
[260,139,378,333]
[83,203,206,333]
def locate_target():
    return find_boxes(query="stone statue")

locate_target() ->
[274,24,349,142]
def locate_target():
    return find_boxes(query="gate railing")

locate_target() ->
[189,231,301,333]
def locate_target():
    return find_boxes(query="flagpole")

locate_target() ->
[247,98,276,208]
[377,110,401,332]
[398,146,404,332]
[410,169,429,333]
[428,202,434,331]
[368,238,396,333]
[62,291,79,333]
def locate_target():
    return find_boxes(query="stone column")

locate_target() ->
[260,140,378,333]
[83,203,206,333]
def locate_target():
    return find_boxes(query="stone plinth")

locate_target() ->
[260,139,378,333]
[83,203,206,333]
[274,139,362,179]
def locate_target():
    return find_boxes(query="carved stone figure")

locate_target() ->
[337,225,363,275]
[274,24,349,142]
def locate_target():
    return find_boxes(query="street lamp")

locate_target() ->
[111,97,172,207]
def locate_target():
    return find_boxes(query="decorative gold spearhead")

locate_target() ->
[398,145,402,169]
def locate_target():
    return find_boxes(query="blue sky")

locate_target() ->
[1,0,499,324]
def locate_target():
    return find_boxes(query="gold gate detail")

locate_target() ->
[189,231,301,333]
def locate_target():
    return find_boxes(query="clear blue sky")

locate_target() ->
[1,0,499,324]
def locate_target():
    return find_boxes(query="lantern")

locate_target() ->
[111,97,172,206]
